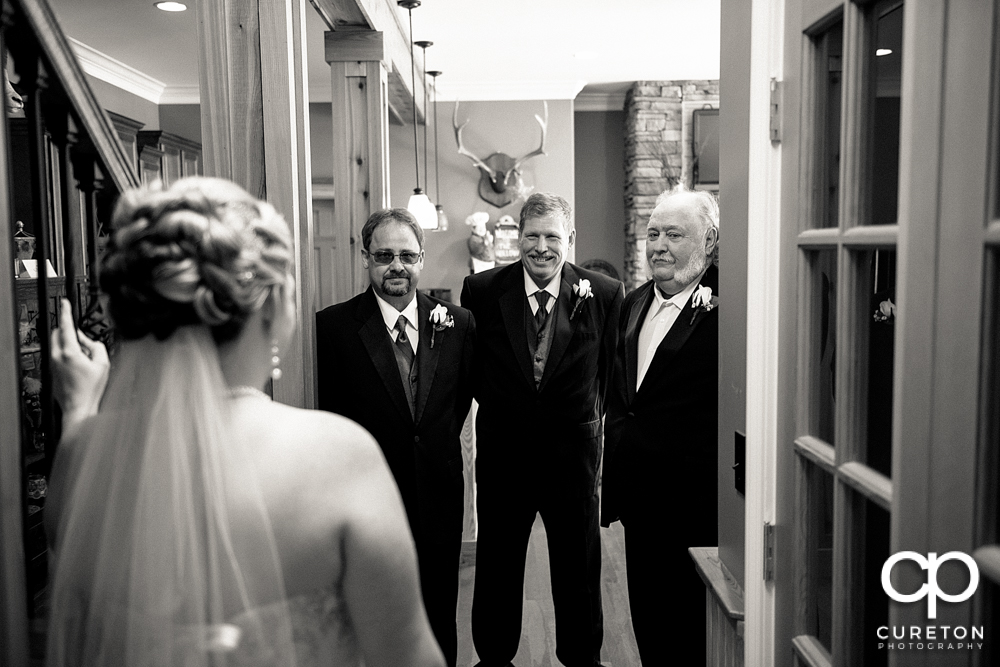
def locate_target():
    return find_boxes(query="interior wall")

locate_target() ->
[574,110,625,281]
[718,0,750,587]
[85,76,159,130]
[308,102,334,184]
[158,104,202,143]
[388,99,575,304]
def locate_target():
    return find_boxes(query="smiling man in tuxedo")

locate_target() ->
[315,208,474,667]
[461,193,623,667]
[601,185,720,664]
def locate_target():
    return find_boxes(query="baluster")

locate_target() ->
[46,106,80,320]
[73,155,108,344]
[20,50,56,470]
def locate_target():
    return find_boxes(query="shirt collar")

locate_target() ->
[523,265,562,301]
[374,291,418,332]
[653,267,709,311]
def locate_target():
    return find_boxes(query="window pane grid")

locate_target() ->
[835,250,896,476]
[795,4,903,666]
[986,220,1000,245]
[799,251,838,444]
[795,459,835,649]
[975,250,1000,584]
[793,636,833,667]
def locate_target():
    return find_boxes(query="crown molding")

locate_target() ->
[574,92,627,112]
[159,85,201,105]
[69,38,166,104]
[433,80,586,102]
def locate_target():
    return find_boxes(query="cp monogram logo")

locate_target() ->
[881,551,980,619]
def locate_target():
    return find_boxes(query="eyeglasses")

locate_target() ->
[368,250,422,265]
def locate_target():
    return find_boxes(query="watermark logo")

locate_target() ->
[881,551,979,619]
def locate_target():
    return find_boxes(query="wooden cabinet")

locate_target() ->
[137,130,202,186]
[107,111,143,180]
[105,112,203,186]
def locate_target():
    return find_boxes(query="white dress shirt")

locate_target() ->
[374,292,419,355]
[636,272,706,391]
[523,266,561,315]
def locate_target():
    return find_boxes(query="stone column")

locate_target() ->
[623,80,719,290]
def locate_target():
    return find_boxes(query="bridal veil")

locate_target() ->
[46,177,298,666]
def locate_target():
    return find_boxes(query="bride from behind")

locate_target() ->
[45,177,445,667]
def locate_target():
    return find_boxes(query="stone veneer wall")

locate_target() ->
[624,80,720,290]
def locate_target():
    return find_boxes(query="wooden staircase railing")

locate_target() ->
[0,0,140,663]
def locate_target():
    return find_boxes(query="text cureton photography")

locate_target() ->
[877,550,987,653]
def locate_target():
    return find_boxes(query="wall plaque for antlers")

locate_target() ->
[453,101,548,208]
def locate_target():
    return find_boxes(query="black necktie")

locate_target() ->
[534,290,550,333]
[395,315,414,366]
[394,315,416,415]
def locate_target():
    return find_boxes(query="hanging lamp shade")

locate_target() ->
[408,189,438,229]
[435,204,449,231]
[428,69,447,232]
[399,0,437,230]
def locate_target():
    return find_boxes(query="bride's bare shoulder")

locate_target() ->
[246,402,385,481]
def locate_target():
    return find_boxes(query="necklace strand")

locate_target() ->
[226,385,271,400]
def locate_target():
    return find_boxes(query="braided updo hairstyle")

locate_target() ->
[100,177,293,343]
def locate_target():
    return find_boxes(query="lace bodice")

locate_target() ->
[230,587,361,667]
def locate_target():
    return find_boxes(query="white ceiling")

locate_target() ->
[48,0,720,107]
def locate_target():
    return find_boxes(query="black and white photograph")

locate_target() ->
[0,1,997,666]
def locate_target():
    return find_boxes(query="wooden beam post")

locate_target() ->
[312,0,424,125]
[326,29,391,300]
[0,18,30,662]
[196,0,314,408]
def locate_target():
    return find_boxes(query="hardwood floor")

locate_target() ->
[456,516,641,666]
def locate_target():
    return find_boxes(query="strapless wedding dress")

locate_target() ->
[230,587,362,667]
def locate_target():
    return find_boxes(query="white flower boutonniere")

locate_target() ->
[690,285,718,324]
[873,297,896,323]
[570,279,593,321]
[429,304,455,348]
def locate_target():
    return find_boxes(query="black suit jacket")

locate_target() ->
[600,265,719,535]
[461,261,624,497]
[315,288,475,541]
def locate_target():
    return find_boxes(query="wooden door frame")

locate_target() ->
[741,0,1000,665]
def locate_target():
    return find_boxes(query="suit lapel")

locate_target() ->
[414,291,441,425]
[499,262,536,390]
[636,266,718,402]
[538,263,578,392]
[356,288,414,424]
[625,282,656,404]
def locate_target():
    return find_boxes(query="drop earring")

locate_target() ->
[271,343,282,380]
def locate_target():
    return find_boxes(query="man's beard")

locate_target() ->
[671,249,710,289]
[382,272,411,296]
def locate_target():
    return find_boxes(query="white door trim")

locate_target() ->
[745,0,785,664]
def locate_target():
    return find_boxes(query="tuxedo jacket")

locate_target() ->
[600,265,719,534]
[460,261,624,497]
[315,288,475,541]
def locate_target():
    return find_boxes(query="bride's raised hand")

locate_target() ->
[50,297,109,437]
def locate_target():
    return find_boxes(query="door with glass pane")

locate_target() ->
[788,3,900,665]
[783,1,999,666]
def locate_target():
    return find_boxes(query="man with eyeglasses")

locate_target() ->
[316,207,475,667]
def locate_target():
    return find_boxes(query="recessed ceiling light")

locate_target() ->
[155,2,187,11]
[876,48,893,56]
[575,51,599,61]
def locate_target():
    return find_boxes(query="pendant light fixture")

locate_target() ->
[415,40,432,197]
[428,70,448,231]
[398,0,437,230]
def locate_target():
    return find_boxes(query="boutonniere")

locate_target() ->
[570,279,593,320]
[873,298,895,323]
[690,285,718,324]
[429,304,454,348]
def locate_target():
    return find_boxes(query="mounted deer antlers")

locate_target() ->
[453,101,548,208]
